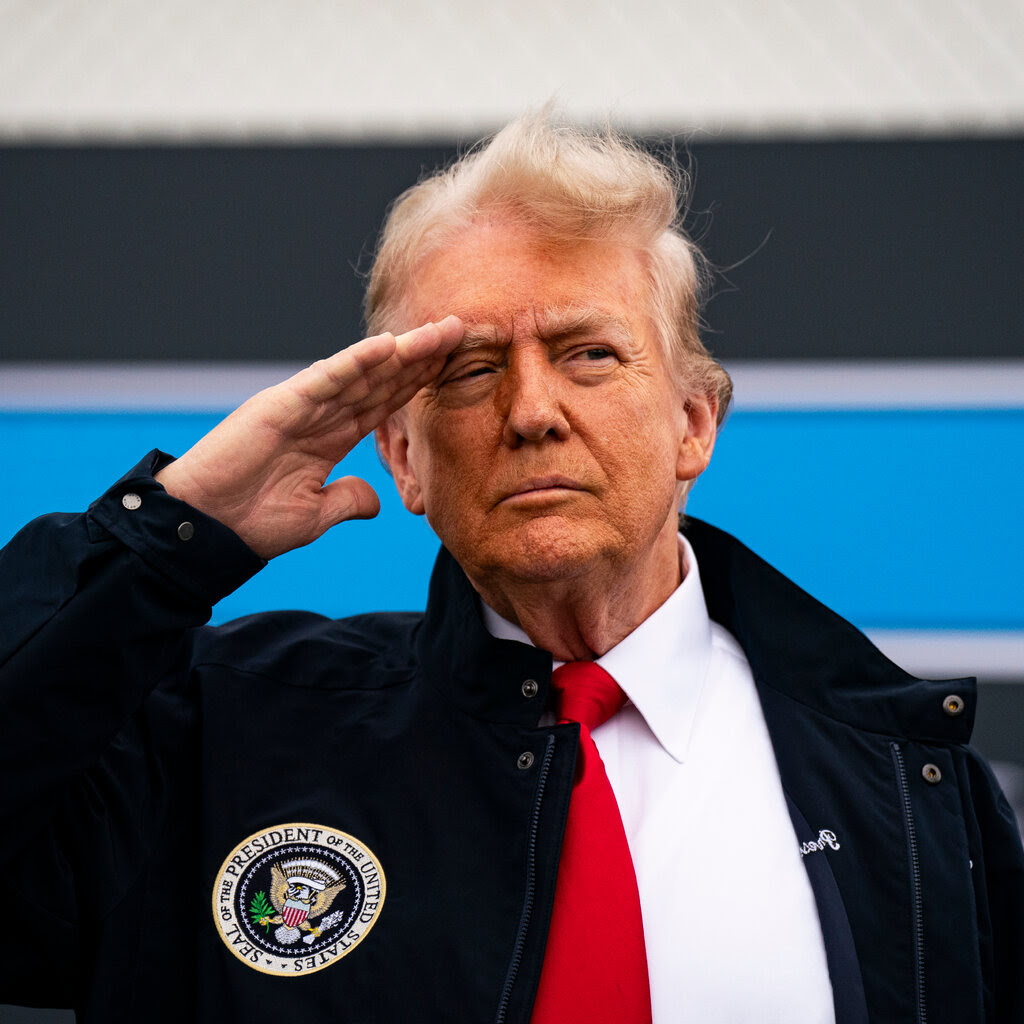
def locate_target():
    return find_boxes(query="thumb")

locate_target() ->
[319,476,382,528]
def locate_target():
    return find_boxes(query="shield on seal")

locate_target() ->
[282,898,310,929]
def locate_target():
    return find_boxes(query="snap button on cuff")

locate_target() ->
[177,521,195,541]
[922,763,942,784]
[942,694,965,717]
[521,678,538,699]
[121,493,142,510]
[517,751,535,770]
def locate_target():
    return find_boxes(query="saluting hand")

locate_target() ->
[155,317,464,559]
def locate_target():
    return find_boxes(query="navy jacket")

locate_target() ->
[1,452,1021,1022]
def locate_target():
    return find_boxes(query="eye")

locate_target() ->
[443,361,497,386]
[456,365,495,380]
[567,345,617,365]
[559,343,620,382]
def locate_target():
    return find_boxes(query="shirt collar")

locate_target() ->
[481,534,713,763]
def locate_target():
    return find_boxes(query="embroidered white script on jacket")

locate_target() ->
[799,829,841,857]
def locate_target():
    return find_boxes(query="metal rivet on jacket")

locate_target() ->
[517,751,535,770]
[922,763,942,784]
[521,678,538,699]
[942,694,965,717]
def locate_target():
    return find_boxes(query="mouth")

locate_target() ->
[497,476,585,505]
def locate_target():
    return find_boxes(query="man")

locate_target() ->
[0,113,1021,1022]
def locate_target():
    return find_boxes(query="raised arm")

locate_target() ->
[0,317,463,899]
[0,321,463,1005]
[155,316,464,558]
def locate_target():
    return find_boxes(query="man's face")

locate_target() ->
[377,215,715,591]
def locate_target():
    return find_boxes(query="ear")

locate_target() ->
[676,392,718,483]
[375,416,426,516]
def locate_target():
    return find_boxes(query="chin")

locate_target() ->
[470,518,618,584]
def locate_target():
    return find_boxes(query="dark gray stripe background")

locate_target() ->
[1,137,1021,363]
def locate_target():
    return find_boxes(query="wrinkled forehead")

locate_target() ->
[453,305,636,349]
[398,216,653,335]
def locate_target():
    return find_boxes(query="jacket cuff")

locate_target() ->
[88,449,267,605]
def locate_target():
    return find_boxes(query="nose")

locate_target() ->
[500,351,571,446]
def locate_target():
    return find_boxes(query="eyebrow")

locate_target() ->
[454,326,504,350]
[535,306,633,340]
[451,307,633,354]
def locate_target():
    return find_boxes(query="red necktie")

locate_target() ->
[530,661,652,1023]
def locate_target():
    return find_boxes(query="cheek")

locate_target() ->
[611,406,685,503]
[403,407,464,477]
[421,405,499,469]
[604,393,679,464]
[413,427,484,526]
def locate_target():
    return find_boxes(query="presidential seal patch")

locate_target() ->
[212,822,386,976]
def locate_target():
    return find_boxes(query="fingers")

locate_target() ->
[302,317,464,406]
[358,315,465,420]
[395,315,464,365]
[297,332,397,405]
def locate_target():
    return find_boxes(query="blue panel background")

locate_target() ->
[1,409,1021,629]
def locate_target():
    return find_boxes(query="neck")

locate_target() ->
[472,520,683,661]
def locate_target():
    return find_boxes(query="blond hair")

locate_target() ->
[365,110,732,423]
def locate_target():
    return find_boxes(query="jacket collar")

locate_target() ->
[481,533,715,763]
[416,519,976,744]
[682,516,976,745]
[417,545,553,726]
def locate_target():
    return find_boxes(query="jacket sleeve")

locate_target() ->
[961,747,1024,1024]
[0,450,264,1001]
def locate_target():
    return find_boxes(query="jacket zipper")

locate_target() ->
[494,734,557,1024]
[890,742,927,1024]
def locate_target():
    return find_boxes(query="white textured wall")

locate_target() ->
[1,0,1022,139]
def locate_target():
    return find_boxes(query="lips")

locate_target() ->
[496,475,585,505]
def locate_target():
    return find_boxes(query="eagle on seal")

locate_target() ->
[257,857,347,945]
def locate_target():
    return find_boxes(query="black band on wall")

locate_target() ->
[1,138,1020,363]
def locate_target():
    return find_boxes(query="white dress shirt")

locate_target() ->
[483,536,836,1023]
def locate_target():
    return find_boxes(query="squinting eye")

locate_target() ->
[583,348,613,360]
[446,364,496,385]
